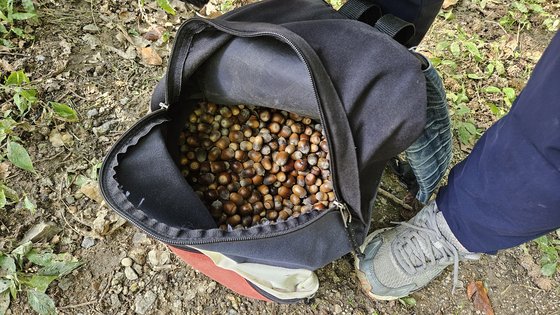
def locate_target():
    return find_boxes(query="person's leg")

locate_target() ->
[371,0,444,46]
[356,30,560,300]
[438,30,560,253]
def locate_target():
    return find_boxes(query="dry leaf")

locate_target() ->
[79,182,104,203]
[49,130,65,148]
[467,281,495,315]
[140,47,163,66]
[442,0,459,9]
[105,45,137,60]
[0,162,10,180]
[93,210,110,235]
[518,253,553,290]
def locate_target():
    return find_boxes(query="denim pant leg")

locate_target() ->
[437,31,560,253]
[405,58,452,204]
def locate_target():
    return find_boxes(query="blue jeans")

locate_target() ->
[405,56,452,204]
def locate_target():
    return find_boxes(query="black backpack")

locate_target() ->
[100,0,448,303]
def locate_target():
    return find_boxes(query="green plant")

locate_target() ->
[483,86,516,119]
[448,88,482,146]
[138,0,176,16]
[499,0,559,32]
[0,242,82,315]
[398,296,417,307]
[534,233,559,277]
[0,0,37,46]
[155,0,176,15]
[0,70,78,210]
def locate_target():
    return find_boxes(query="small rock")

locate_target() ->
[206,281,217,294]
[92,120,118,136]
[81,237,96,249]
[134,290,157,314]
[148,249,170,267]
[128,248,146,265]
[143,29,161,42]
[132,263,143,275]
[20,222,62,244]
[86,109,98,118]
[83,24,100,33]
[121,257,133,267]
[184,289,196,301]
[36,55,46,62]
[333,304,343,314]
[132,232,149,245]
[125,266,139,281]
[130,282,139,293]
[57,277,72,291]
[110,294,121,307]
[64,195,75,204]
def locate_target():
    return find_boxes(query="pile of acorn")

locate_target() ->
[178,102,335,230]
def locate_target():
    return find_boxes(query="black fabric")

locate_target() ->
[197,37,317,118]
[101,0,428,301]
[338,0,383,25]
[374,14,415,44]
[368,0,443,46]
[180,0,208,7]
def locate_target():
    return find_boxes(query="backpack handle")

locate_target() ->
[338,0,415,45]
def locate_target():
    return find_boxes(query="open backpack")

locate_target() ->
[99,0,451,303]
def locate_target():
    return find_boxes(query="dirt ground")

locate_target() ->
[1,0,559,314]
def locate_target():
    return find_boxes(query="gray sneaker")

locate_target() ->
[354,201,480,300]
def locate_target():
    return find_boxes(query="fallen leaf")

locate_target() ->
[0,162,10,180]
[105,45,136,60]
[79,182,103,203]
[92,210,110,235]
[518,253,553,290]
[467,281,495,315]
[0,59,14,73]
[20,222,62,244]
[48,130,65,148]
[442,0,459,9]
[139,47,163,66]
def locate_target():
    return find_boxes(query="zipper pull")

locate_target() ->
[334,201,351,228]
[159,102,169,110]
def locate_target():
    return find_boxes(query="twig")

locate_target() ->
[58,300,97,309]
[500,284,512,296]
[34,150,65,164]
[0,51,28,56]
[377,187,413,211]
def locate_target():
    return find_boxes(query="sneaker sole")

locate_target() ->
[353,227,403,301]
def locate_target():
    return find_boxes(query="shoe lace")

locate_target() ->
[390,207,461,292]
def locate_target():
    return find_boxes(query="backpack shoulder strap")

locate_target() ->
[338,0,382,24]
[338,0,415,45]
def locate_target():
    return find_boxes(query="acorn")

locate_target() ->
[179,102,336,227]
[274,151,289,166]
[292,185,306,198]
[223,201,237,216]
